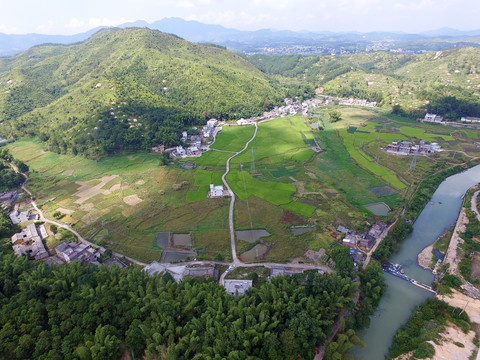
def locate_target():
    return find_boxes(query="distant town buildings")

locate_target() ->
[338,98,377,107]
[11,223,48,260]
[386,140,443,156]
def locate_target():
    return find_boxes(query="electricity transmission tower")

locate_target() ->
[409,150,418,171]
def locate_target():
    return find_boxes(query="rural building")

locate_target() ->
[143,262,186,283]
[349,249,365,263]
[461,117,480,123]
[55,242,101,265]
[336,225,350,234]
[359,235,376,249]
[11,223,48,260]
[184,266,219,279]
[209,184,225,198]
[207,119,218,127]
[386,140,443,156]
[151,145,165,153]
[237,119,249,125]
[224,279,253,296]
[9,210,37,224]
[342,234,357,249]
[368,222,387,239]
[0,190,20,209]
[422,113,444,123]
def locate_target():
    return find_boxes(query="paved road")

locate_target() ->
[221,123,258,264]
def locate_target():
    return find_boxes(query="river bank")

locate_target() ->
[352,163,480,359]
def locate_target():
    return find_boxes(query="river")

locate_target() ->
[352,164,480,359]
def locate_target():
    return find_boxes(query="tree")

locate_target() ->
[329,110,342,123]
[50,225,58,234]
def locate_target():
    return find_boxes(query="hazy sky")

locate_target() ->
[1,0,478,35]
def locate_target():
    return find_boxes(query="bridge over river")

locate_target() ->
[383,263,436,294]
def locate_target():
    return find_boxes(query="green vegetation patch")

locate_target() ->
[400,126,454,141]
[463,130,478,139]
[212,125,255,152]
[280,201,316,217]
[227,170,295,205]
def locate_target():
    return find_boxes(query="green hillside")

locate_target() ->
[0,28,280,157]
[247,47,480,119]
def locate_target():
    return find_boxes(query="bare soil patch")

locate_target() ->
[74,175,118,204]
[136,180,145,185]
[428,323,476,360]
[418,244,434,269]
[110,184,121,192]
[305,172,317,179]
[56,207,74,215]
[80,203,94,211]
[445,208,468,276]
[437,289,480,324]
[123,194,143,206]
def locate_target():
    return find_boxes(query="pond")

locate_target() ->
[236,229,270,243]
[364,201,391,216]
[240,244,269,262]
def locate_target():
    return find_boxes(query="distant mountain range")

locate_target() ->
[1,18,480,56]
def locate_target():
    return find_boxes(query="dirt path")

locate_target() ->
[471,190,480,222]
[444,208,468,276]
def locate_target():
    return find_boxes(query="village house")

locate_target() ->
[143,262,186,282]
[0,190,20,209]
[342,234,357,249]
[151,145,165,153]
[386,140,443,156]
[9,209,37,224]
[11,223,48,260]
[422,113,444,123]
[461,116,480,123]
[54,242,102,265]
[269,267,304,278]
[209,184,225,198]
[224,279,253,296]
[359,235,376,249]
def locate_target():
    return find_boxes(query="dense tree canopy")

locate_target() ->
[0,253,359,359]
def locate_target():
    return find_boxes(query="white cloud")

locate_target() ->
[177,1,196,9]
[249,0,297,10]
[65,18,85,29]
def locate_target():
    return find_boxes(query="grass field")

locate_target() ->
[400,126,454,141]
[211,125,255,151]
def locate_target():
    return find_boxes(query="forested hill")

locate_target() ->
[246,47,480,119]
[0,28,280,157]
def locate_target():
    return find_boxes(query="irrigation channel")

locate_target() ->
[351,163,480,359]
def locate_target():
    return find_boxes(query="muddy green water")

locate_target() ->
[352,164,480,359]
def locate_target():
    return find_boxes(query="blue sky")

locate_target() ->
[1,0,478,34]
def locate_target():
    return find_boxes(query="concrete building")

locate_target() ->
[209,184,225,198]
[11,223,48,260]
[423,113,444,123]
[9,210,30,224]
[143,261,186,283]
[224,279,253,296]
[55,242,101,265]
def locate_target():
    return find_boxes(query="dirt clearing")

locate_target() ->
[123,194,143,206]
[74,175,118,204]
